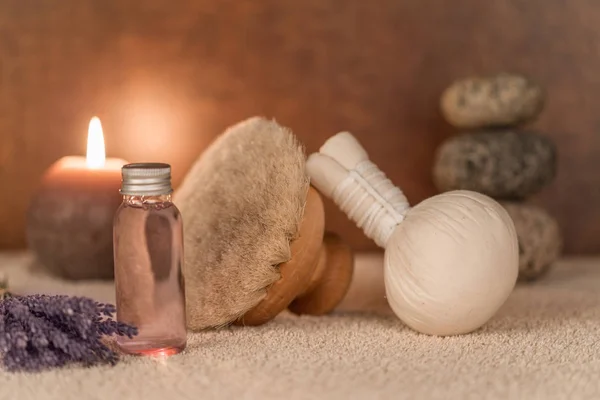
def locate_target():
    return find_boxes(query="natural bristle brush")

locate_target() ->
[175,117,354,330]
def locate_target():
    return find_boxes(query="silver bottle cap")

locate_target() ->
[120,163,173,196]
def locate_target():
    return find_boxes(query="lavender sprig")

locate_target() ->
[0,294,138,372]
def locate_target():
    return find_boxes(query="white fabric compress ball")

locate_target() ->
[306,132,519,336]
[384,191,518,335]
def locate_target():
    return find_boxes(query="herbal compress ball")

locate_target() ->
[306,132,519,336]
[383,191,518,335]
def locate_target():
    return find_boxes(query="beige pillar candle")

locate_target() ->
[27,117,128,280]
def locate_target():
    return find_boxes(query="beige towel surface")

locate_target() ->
[0,252,599,400]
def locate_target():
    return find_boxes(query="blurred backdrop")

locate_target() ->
[0,0,598,253]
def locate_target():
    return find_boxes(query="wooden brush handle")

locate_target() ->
[288,231,354,316]
[234,186,325,326]
[234,187,354,326]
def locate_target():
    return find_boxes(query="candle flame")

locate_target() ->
[86,116,106,168]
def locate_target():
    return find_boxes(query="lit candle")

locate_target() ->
[27,117,128,280]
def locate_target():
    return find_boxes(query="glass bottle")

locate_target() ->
[113,163,186,356]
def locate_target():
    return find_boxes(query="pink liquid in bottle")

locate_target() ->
[113,163,186,356]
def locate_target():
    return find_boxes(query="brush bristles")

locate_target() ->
[175,116,309,330]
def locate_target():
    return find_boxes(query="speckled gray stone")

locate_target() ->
[501,202,562,281]
[440,73,545,129]
[433,130,557,199]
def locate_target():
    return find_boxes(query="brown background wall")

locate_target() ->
[0,0,598,253]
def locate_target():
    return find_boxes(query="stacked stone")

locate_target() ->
[433,73,562,281]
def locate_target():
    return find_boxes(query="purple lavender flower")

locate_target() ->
[0,294,137,372]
